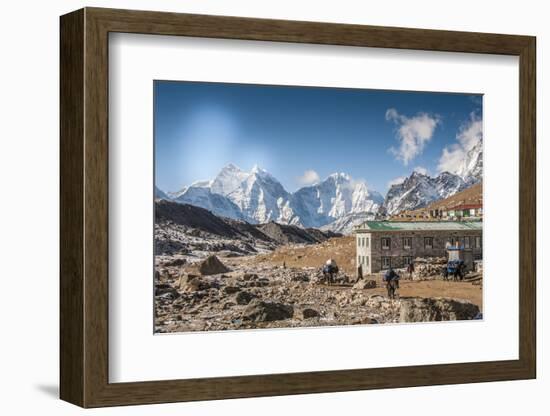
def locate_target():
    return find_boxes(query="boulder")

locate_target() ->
[399,297,480,323]
[235,291,255,305]
[178,273,199,290]
[242,272,258,281]
[223,285,241,295]
[155,285,180,300]
[291,273,309,282]
[353,279,377,289]
[164,257,187,267]
[198,255,230,276]
[302,308,320,319]
[180,276,213,292]
[241,299,294,322]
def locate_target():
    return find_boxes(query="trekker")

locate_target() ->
[357,263,363,281]
[384,267,400,299]
[407,261,415,279]
[322,259,339,285]
[458,263,466,281]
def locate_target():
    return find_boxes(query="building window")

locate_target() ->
[464,236,471,249]
[403,256,413,266]
[381,237,391,250]
[475,236,482,248]
[403,237,412,249]
[424,237,433,249]
[366,256,369,266]
[382,257,391,269]
[366,237,369,248]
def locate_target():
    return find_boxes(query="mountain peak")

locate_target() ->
[251,164,268,175]
[410,170,428,179]
[221,163,244,172]
[328,172,351,182]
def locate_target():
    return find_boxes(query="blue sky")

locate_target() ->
[154,81,482,193]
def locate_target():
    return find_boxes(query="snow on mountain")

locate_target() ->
[456,139,483,185]
[164,145,481,229]
[155,186,170,200]
[384,172,440,215]
[383,139,482,215]
[291,173,383,228]
[172,180,245,220]
[167,165,382,230]
[223,165,293,224]
[320,211,378,235]
[383,170,478,215]
[210,163,251,196]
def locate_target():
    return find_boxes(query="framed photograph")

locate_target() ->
[60,7,536,407]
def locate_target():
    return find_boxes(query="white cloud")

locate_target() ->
[438,113,483,174]
[297,169,320,186]
[387,176,406,188]
[457,113,483,151]
[386,108,440,165]
[413,166,429,176]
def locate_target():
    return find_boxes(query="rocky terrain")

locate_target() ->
[155,254,481,333]
[154,199,338,258]
[155,202,482,333]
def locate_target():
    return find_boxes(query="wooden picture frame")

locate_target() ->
[60,7,536,408]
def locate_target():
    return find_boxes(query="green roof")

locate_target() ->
[354,221,483,232]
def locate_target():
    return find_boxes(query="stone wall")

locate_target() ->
[358,230,482,274]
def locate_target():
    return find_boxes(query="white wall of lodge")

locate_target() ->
[356,234,371,276]
[355,230,483,275]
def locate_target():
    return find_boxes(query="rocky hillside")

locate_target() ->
[384,137,482,215]
[155,200,340,257]
[426,182,482,210]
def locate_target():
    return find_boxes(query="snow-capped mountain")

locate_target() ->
[383,170,478,215]
[210,163,251,196]
[222,165,293,224]
[320,211,378,235]
[160,141,481,229]
[164,165,382,230]
[291,173,383,228]
[456,139,483,185]
[171,180,245,220]
[155,186,170,200]
[383,139,482,215]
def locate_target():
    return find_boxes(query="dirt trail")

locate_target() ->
[247,236,482,308]
[254,236,357,275]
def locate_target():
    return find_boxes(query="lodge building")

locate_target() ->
[353,221,483,274]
